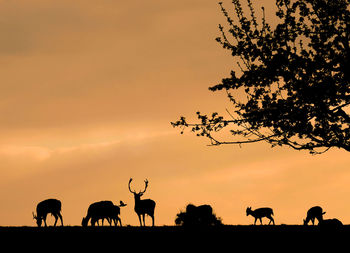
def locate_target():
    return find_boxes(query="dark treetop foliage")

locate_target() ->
[172,0,350,154]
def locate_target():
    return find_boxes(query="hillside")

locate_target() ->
[1,225,348,250]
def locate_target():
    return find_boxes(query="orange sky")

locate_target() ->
[0,0,349,226]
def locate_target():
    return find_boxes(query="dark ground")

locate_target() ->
[1,225,349,250]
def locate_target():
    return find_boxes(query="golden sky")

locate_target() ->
[0,0,349,226]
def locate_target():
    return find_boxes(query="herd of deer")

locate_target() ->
[32,178,155,227]
[32,178,343,228]
[246,206,343,227]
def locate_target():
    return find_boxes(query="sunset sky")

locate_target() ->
[1,0,349,226]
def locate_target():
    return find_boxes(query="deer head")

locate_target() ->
[128,178,149,200]
[119,200,127,207]
[246,207,252,216]
[32,212,42,227]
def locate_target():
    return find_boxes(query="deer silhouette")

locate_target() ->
[318,218,343,228]
[175,203,222,227]
[128,178,156,226]
[303,206,326,225]
[32,199,63,227]
[246,206,275,225]
[82,200,126,227]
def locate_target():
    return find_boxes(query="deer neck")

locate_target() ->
[134,195,142,206]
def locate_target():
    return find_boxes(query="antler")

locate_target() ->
[128,178,136,194]
[139,179,149,194]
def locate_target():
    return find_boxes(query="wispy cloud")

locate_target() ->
[0,129,175,161]
[0,145,52,161]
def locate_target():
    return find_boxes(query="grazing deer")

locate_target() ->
[186,204,213,225]
[128,178,156,226]
[32,199,63,227]
[82,200,126,227]
[303,206,326,225]
[318,218,343,229]
[246,207,275,225]
[175,203,222,227]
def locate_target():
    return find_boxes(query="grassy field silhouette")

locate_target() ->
[1,225,349,251]
[1,225,349,237]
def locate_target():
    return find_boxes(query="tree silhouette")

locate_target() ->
[172,0,350,154]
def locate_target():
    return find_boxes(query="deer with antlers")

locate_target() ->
[128,178,156,226]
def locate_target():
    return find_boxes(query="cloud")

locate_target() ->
[0,145,52,161]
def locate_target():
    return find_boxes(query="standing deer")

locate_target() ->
[32,199,63,227]
[110,201,127,226]
[246,206,275,225]
[303,206,326,225]
[128,178,156,226]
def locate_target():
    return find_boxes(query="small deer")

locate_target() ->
[32,198,63,227]
[303,206,326,225]
[109,201,127,226]
[246,206,275,225]
[128,178,156,226]
[82,200,126,227]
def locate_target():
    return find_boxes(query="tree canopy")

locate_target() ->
[172,0,350,154]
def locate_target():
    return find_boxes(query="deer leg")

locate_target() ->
[58,213,63,226]
[53,214,58,226]
[316,216,322,225]
[142,214,146,226]
[107,218,112,226]
[43,214,48,227]
[151,215,154,227]
[138,214,142,226]
[119,217,122,227]
[259,218,263,225]
[254,218,257,225]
